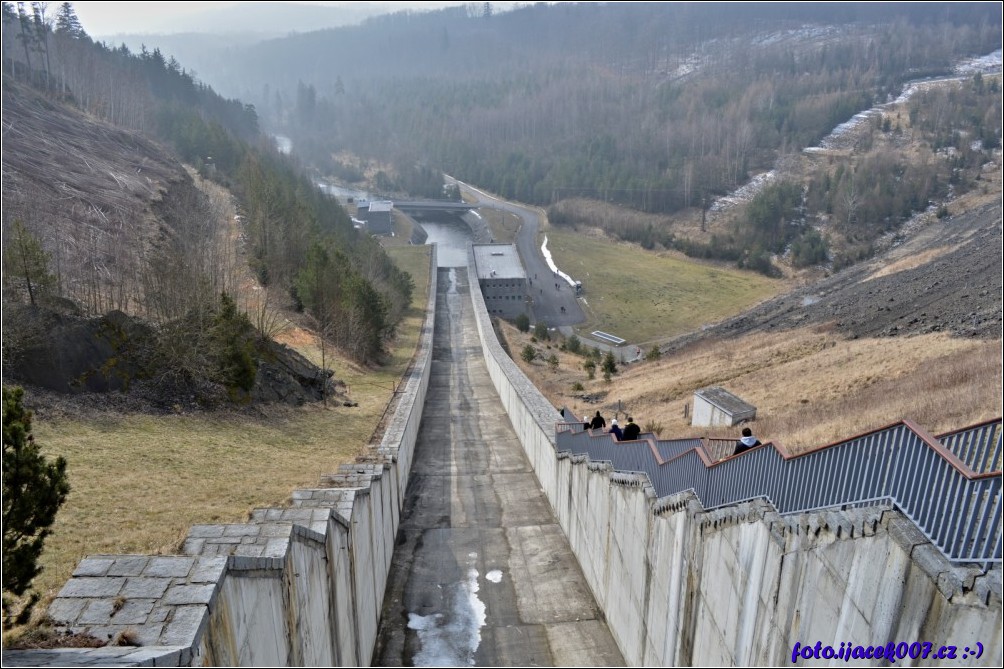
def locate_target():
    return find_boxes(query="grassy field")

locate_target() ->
[542,227,780,344]
[25,245,433,608]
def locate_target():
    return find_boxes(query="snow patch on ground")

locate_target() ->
[710,171,778,212]
[407,564,487,666]
[541,235,579,289]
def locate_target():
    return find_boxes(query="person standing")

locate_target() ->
[733,427,762,455]
[609,418,623,441]
[590,411,606,430]
[622,417,640,441]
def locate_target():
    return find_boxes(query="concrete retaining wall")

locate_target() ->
[464,263,1002,667]
[4,250,439,667]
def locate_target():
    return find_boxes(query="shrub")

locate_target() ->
[3,386,70,626]
[534,321,550,340]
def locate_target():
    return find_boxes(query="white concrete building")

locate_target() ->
[473,244,529,320]
[691,386,757,427]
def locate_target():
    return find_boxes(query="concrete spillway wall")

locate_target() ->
[4,252,439,667]
[464,263,1002,666]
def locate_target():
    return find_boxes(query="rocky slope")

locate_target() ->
[663,200,1002,353]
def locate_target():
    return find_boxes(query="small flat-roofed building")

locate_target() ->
[473,244,529,320]
[358,200,394,234]
[691,387,757,427]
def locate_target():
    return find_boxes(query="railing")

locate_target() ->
[555,419,1003,564]
[938,419,1002,474]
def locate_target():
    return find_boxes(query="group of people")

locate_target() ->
[584,411,640,441]
[581,410,762,454]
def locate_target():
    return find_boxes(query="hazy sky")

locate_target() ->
[72,1,483,36]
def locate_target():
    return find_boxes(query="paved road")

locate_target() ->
[452,179,586,330]
[372,268,624,667]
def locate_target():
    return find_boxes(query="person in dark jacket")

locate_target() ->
[733,426,762,455]
[590,410,606,430]
[609,418,623,441]
[622,417,640,441]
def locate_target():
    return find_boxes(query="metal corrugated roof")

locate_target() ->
[473,244,526,280]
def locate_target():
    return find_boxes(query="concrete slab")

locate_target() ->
[545,620,627,666]
[506,524,600,625]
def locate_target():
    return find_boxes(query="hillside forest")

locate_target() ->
[2,2,414,405]
[196,2,1001,274]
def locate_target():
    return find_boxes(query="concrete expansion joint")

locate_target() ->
[339,462,385,479]
[354,454,395,469]
[652,490,700,516]
[289,522,327,546]
[373,446,399,461]
[318,473,374,494]
[609,471,648,487]
[973,568,1003,607]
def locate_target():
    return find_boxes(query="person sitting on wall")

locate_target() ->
[590,410,607,430]
[733,426,762,455]
[622,417,641,441]
[609,418,623,441]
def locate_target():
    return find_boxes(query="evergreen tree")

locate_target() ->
[2,219,55,306]
[54,2,85,38]
[211,293,257,399]
[521,344,536,364]
[602,351,618,377]
[2,386,70,626]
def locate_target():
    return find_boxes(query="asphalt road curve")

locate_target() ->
[372,268,624,667]
[453,179,586,329]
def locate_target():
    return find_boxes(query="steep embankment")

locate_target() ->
[672,200,1002,346]
[2,78,342,407]
[2,77,188,310]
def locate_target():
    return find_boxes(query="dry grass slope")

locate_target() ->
[504,321,1001,453]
